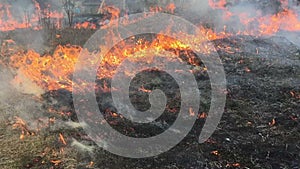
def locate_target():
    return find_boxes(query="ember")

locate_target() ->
[0,0,299,168]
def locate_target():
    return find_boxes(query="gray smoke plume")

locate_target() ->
[0,65,46,131]
[184,0,300,47]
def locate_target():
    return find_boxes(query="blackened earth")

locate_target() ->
[42,35,300,169]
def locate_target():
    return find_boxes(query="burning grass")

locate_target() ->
[0,123,83,169]
[0,0,300,168]
[2,29,297,168]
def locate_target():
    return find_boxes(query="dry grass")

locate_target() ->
[0,67,79,168]
[0,120,79,169]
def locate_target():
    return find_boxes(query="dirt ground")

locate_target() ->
[0,9,300,168]
[0,28,299,169]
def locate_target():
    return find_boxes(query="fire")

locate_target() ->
[208,0,300,36]
[10,28,208,92]
[269,118,276,126]
[51,160,62,166]
[10,45,81,91]
[100,6,121,28]
[4,2,300,93]
[13,116,34,139]
[166,3,176,14]
[0,0,63,31]
[189,108,196,116]
[226,163,240,167]
[139,85,152,93]
[198,112,208,119]
[74,21,97,29]
[0,3,37,31]
[59,133,67,145]
[258,9,300,35]
[87,161,95,168]
[149,3,176,14]
[1,1,299,34]
[244,67,251,73]
[209,0,227,10]
[1,2,298,167]
[211,150,220,156]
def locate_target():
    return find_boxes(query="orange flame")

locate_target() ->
[166,3,176,14]
[0,1,63,31]
[10,45,82,91]
[59,133,67,145]
[208,0,300,36]
[6,2,300,94]
[74,21,97,29]
[209,0,227,10]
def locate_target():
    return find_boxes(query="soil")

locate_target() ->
[0,12,300,169]
[2,33,298,169]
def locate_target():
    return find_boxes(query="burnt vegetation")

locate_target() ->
[0,0,300,169]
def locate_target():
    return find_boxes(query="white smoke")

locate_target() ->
[0,0,36,24]
[0,66,46,131]
[184,0,300,48]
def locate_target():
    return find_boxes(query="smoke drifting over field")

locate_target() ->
[0,66,45,130]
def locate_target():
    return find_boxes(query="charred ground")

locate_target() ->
[0,2,300,168]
